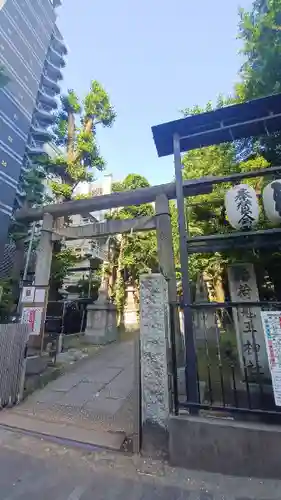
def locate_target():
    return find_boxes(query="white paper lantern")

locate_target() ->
[263,180,281,225]
[225,184,259,230]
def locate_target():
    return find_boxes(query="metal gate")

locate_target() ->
[170,159,281,422]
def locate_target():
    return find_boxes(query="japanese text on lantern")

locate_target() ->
[235,187,254,230]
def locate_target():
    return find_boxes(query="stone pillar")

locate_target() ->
[140,273,171,452]
[155,194,183,365]
[30,213,53,349]
[34,213,53,287]
[84,302,118,345]
[228,263,270,380]
[84,274,118,345]
[124,285,138,329]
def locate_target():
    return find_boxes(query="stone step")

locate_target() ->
[0,410,125,450]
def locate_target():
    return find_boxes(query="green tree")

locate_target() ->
[49,248,79,300]
[238,0,281,100]
[237,0,281,164]
[108,174,158,323]
[43,81,116,297]
[46,81,116,200]
[172,101,269,299]
[236,0,281,297]
[0,278,15,321]
[9,166,52,241]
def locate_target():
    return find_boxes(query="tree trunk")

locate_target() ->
[67,111,75,162]
[84,117,93,134]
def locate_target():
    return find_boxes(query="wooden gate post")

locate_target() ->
[155,194,183,364]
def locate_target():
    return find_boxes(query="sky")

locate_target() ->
[57,0,253,186]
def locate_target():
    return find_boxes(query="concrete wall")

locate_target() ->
[169,414,281,479]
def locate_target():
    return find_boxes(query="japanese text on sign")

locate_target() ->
[261,311,281,406]
[228,263,268,379]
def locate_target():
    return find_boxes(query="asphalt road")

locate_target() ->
[0,427,280,500]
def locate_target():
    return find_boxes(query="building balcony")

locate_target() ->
[52,32,67,55]
[34,104,56,124]
[45,58,63,81]
[30,123,53,142]
[21,152,35,172]
[20,157,29,173]
[49,45,66,68]
[16,185,26,198]
[14,195,24,210]
[26,143,48,157]
[42,72,60,94]
[85,245,107,261]
[38,88,58,109]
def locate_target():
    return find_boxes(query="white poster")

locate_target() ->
[21,307,43,336]
[271,370,281,407]
[34,288,46,303]
[261,311,281,406]
[21,287,35,303]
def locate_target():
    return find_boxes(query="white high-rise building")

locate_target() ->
[0,0,67,261]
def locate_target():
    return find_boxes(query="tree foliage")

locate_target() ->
[45,81,116,201]
[43,81,116,297]
[235,0,281,299]
[0,278,15,321]
[171,97,271,300]
[107,174,158,321]
[238,0,281,100]
[237,0,281,164]
[49,248,80,300]
[169,0,281,299]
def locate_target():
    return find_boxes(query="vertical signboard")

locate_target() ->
[20,286,48,350]
[261,311,281,406]
[21,307,43,336]
[228,263,269,379]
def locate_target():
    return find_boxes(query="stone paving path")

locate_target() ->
[0,427,280,500]
[0,340,137,449]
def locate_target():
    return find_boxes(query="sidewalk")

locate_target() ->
[0,426,280,499]
[0,339,138,450]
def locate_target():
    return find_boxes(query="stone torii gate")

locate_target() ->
[16,180,203,353]
[34,195,173,300]
[39,212,161,346]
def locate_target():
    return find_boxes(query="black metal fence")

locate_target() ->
[45,299,90,336]
[170,300,281,422]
